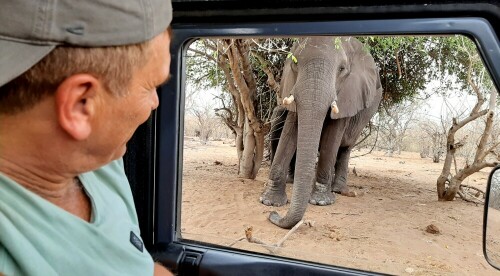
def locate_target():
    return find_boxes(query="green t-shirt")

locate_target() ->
[0,159,154,276]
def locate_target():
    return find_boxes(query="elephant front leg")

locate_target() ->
[260,112,297,207]
[310,164,336,206]
[309,180,336,206]
[287,153,296,183]
[332,147,357,197]
[309,119,346,206]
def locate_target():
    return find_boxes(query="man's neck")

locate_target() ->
[0,107,92,222]
[0,156,73,198]
[0,156,92,222]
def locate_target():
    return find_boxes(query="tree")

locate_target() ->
[187,35,493,184]
[377,100,420,156]
[186,39,292,179]
[419,119,447,163]
[359,37,438,108]
[434,36,499,201]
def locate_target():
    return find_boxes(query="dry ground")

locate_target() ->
[180,137,498,275]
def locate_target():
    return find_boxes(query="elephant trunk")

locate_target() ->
[269,104,329,229]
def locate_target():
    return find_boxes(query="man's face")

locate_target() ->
[91,30,171,162]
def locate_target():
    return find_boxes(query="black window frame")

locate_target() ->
[124,3,500,275]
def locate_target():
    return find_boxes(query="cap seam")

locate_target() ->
[146,1,156,38]
[146,0,154,38]
[139,0,151,39]
[45,0,56,41]
[0,35,60,46]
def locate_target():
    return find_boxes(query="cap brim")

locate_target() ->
[0,39,55,87]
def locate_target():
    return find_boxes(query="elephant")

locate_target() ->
[260,37,383,229]
[269,105,296,183]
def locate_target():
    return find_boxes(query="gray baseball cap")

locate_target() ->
[0,0,172,87]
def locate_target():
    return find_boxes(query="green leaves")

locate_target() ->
[287,52,298,64]
[332,37,342,50]
[185,35,491,120]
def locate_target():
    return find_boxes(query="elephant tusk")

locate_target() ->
[331,101,339,114]
[283,95,295,105]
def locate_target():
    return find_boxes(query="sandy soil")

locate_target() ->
[180,138,499,275]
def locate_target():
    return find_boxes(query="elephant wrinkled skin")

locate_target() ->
[260,37,383,228]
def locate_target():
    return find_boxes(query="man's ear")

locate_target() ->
[55,74,100,140]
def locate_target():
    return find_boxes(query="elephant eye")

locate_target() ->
[339,66,346,72]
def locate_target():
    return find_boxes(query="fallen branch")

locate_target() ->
[460,184,485,196]
[228,236,246,247]
[236,220,313,254]
[243,226,277,253]
[331,212,361,216]
[350,236,369,240]
[245,226,267,245]
[275,219,305,248]
[457,191,483,205]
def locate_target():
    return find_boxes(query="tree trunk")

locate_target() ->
[239,119,256,178]
[222,39,267,179]
[441,177,462,201]
[436,87,496,201]
[432,152,440,163]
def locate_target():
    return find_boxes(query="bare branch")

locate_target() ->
[201,39,218,52]
[251,51,280,94]
[457,191,483,205]
[249,39,290,54]
[275,220,305,248]
[476,89,497,161]
[352,121,380,159]
[452,109,489,131]
[395,50,402,79]
[460,184,485,195]
[187,47,217,63]
[240,220,311,254]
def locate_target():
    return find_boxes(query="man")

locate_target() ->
[0,0,173,275]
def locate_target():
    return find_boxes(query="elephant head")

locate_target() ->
[268,37,381,228]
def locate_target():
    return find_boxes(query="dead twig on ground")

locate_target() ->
[460,184,485,196]
[228,236,246,247]
[455,184,485,205]
[350,236,369,240]
[244,226,268,245]
[233,220,313,254]
[275,220,306,248]
[456,191,483,205]
[331,212,361,216]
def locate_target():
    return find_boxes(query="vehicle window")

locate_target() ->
[180,35,498,275]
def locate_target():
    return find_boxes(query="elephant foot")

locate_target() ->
[332,184,357,197]
[260,180,288,206]
[309,182,336,206]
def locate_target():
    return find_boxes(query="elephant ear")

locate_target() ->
[331,38,382,119]
[277,45,298,113]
